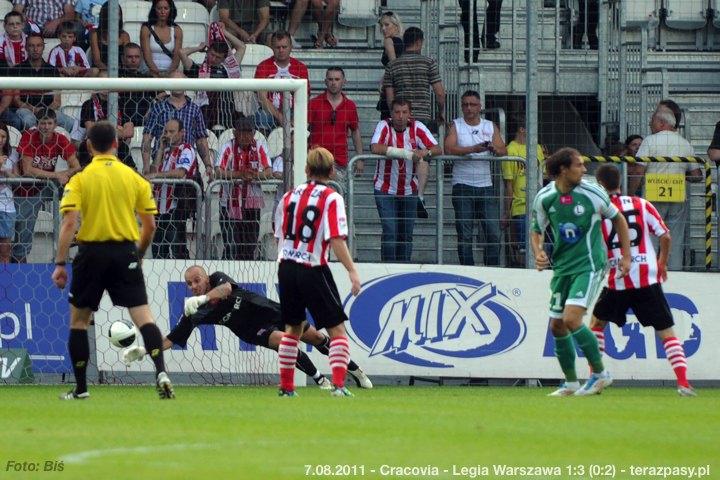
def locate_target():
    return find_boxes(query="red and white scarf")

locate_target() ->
[195,22,241,108]
[91,95,123,124]
[1,33,26,66]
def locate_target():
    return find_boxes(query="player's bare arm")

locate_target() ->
[136,212,156,260]
[610,213,632,277]
[330,237,361,296]
[51,210,80,289]
[530,231,549,271]
[658,232,671,281]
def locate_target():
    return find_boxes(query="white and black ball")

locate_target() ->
[108,321,137,348]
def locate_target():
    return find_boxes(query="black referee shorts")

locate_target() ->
[69,242,148,311]
[278,261,348,330]
[592,284,674,331]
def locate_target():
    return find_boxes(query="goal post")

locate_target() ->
[0,76,309,186]
[0,76,309,386]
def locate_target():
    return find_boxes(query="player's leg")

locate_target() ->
[127,305,174,399]
[300,326,372,388]
[266,329,331,389]
[634,285,695,396]
[565,271,613,396]
[547,275,579,396]
[303,266,353,396]
[277,261,306,396]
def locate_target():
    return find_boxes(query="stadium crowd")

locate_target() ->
[0,0,715,271]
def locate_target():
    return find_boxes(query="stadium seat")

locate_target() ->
[240,43,273,70]
[0,0,13,18]
[337,0,379,27]
[42,39,61,62]
[60,91,90,126]
[7,125,20,148]
[622,0,659,28]
[176,2,209,25]
[119,0,152,22]
[205,129,219,160]
[129,126,144,171]
[266,127,284,158]
[179,24,208,48]
[209,5,218,23]
[665,0,707,30]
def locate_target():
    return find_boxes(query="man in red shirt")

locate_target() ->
[253,30,309,130]
[308,67,363,182]
[13,108,79,262]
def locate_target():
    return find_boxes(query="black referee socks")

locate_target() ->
[68,328,89,394]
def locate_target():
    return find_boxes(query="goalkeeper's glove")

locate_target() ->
[184,294,209,316]
[122,345,146,366]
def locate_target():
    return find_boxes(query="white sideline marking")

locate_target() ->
[29,355,65,361]
[60,442,221,464]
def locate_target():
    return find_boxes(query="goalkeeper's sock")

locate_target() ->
[662,336,690,388]
[139,323,166,374]
[329,336,350,388]
[294,350,318,378]
[554,333,578,382]
[592,326,605,354]
[571,324,605,374]
[68,328,89,394]
[278,334,299,392]
[314,335,330,355]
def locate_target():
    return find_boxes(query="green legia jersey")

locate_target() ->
[531,179,619,276]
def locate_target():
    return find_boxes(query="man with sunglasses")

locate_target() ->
[308,67,363,182]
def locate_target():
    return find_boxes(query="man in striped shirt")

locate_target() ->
[370,98,442,263]
[590,164,695,396]
[531,148,631,396]
[274,147,361,397]
[145,118,198,260]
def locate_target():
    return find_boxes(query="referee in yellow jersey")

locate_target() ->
[52,121,175,400]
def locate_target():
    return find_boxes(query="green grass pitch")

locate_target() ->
[1,385,717,479]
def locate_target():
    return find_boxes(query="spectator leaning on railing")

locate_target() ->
[631,103,702,271]
[13,108,79,263]
[370,98,442,264]
[445,90,506,267]
[145,118,198,260]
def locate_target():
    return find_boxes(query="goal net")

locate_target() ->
[0,75,308,386]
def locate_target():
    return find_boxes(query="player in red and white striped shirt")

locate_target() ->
[370,98,442,262]
[274,147,361,397]
[590,164,695,396]
[145,118,198,259]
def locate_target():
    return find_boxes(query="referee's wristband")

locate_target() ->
[55,261,66,266]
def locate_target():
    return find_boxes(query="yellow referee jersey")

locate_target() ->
[59,155,158,242]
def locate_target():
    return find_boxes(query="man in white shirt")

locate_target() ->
[633,103,703,270]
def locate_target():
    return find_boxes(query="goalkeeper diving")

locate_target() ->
[122,265,373,389]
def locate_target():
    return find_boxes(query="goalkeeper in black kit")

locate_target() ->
[123,265,373,389]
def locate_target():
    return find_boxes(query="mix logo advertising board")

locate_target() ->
[344,272,527,368]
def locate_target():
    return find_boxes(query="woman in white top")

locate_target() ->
[140,0,183,77]
[0,122,19,263]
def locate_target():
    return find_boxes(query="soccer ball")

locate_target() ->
[108,321,137,348]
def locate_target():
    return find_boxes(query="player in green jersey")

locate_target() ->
[531,148,631,396]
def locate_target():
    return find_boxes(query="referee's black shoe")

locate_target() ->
[156,372,175,399]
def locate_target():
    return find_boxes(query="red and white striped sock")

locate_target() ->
[278,334,299,392]
[329,336,350,388]
[591,326,605,354]
[663,337,689,388]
